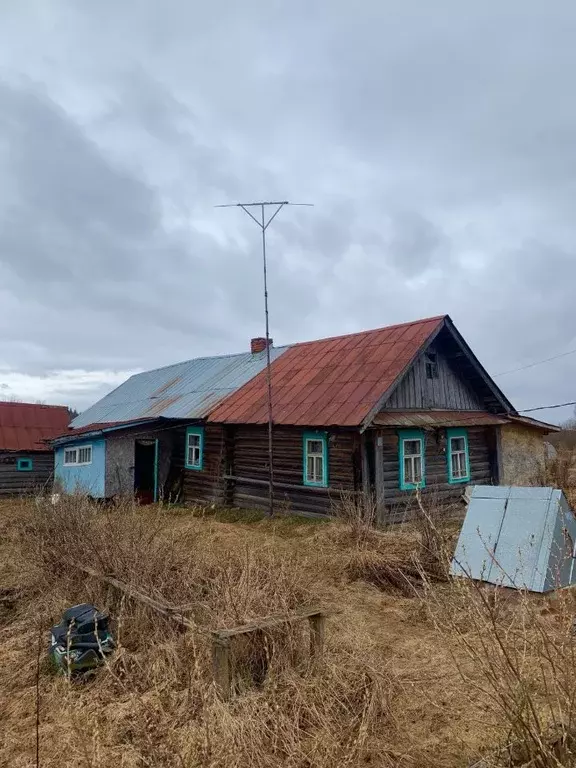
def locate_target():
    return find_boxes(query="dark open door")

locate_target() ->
[134,439,158,504]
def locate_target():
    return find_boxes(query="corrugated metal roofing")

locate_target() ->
[507,415,561,433]
[373,410,508,428]
[70,348,288,429]
[208,316,445,427]
[0,402,71,452]
[52,419,157,443]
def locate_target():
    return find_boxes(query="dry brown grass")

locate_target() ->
[539,444,576,508]
[1,488,576,767]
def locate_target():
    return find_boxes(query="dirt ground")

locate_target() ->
[0,497,571,768]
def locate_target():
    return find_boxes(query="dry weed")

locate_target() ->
[423,555,576,766]
[1,496,408,768]
[4,491,576,767]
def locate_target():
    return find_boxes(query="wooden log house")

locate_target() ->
[51,316,558,521]
[0,402,70,496]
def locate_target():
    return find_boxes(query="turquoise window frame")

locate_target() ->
[17,457,33,472]
[398,429,426,490]
[185,426,204,471]
[446,428,471,484]
[302,431,329,487]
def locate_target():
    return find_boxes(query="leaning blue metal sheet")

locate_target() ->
[451,485,576,593]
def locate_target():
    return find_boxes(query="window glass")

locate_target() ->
[187,434,201,467]
[78,446,92,464]
[403,440,423,484]
[448,431,470,483]
[304,434,327,486]
[399,432,425,489]
[186,428,204,470]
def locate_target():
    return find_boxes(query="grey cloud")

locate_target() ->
[0,2,574,422]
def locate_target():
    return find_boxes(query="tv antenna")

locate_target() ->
[216,201,313,516]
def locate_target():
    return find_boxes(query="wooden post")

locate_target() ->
[374,432,386,526]
[212,634,232,701]
[223,426,235,507]
[495,425,504,485]
[360,432,370,506]
[309,612,326,665]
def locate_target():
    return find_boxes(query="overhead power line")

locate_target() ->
[519,401,576,414]
[495,347,576,377]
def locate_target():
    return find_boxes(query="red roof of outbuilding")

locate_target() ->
[208,315,445,427]
[0,402,71,452]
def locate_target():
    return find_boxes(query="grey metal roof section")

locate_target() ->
[71,347,290,428]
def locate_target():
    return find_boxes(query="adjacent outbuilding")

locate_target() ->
[0,401,70,496]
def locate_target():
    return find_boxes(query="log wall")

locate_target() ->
[176,425,229,505]
[0,452,54,496]
[374,425,497,522]
[229,426,359,516]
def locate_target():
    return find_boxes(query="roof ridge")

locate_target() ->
[0,401,69,410]
[287,314,447,348]
[127,345,293,378]
[125,318,446,379]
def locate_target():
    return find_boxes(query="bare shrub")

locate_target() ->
[424,556,576,766]
[539,444,576,507]
[344,500,452,601]
[331,489,378,548]
[12,492,576,767]
[2,496,407,768]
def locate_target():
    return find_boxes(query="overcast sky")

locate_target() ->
[0,1,575,423]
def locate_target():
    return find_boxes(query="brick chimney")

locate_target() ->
[251,337,273,354]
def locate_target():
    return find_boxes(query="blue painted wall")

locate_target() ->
[54,438,106,497]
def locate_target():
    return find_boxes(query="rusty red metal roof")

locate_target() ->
[0,402,71,452]
[373,410,508,428]
[208,316,446,427]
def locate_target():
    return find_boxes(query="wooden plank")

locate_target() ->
[68,562,197,631]
[361,432,370,499]
[495,425,503,485]
[212,606,326,640]
[224,474,363,496]
[212,636,232,701]
[309,613,325,663]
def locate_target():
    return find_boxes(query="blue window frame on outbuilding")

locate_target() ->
[446,428,470,484]
[398,430,426,490]
[17,457,33,472]
[303,431,328,487]
[185,426,204,471]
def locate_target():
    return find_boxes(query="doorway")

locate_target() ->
[134,439,158,504]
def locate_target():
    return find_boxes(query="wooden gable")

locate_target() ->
[377,318,514,415]
[384,342,483,410]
